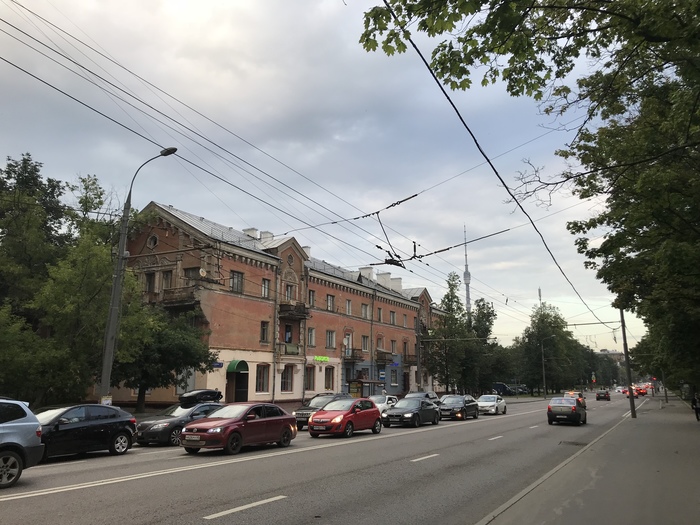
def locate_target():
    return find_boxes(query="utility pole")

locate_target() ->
[619,308,636,418]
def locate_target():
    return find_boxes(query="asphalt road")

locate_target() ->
[1,395,641,525]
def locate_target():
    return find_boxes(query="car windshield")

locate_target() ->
[306,396,334,408]
[369,395,387,404]
[35,407,70,424]
[206,405,249,419]
[322,399,355,411]
[478,395,497,403]
[393,398,421,409]
[157,404,191,417]
[442,396,465,405]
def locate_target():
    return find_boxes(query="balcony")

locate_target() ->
[343,348,365,362]
[280,343,301,355]
[162,286,198,306]
[375,349,394,364]
[278,301,311,320]
[403,354,418,366]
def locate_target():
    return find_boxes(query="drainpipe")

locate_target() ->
[370,288,376,396]
[271,265,280,402]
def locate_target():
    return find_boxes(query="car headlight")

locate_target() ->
[207,427,223,433]
[292,411,297,416]
[331,415,344,424]
[403,413,413,418]
[150,422,170,430]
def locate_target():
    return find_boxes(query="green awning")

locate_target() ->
[227,360,249,373]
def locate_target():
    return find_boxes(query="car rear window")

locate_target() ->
[0,402,28,423]
[550,398,575,405]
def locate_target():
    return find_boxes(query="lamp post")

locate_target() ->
[99,147,177,402]
[541,334,556,399]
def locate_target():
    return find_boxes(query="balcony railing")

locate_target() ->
[162,286,198,305]
[403,354,418,366]
[375,350,394,364]
[278,301,310,320]
[343,348,365,362]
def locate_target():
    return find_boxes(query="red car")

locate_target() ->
[308,398,382,438]
[179,402,297,455]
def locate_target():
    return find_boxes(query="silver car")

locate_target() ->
[368,395,398,415]
[477,394,507,415]
[0,398,45,488]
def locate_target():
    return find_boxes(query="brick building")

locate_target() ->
[105,202,439,406]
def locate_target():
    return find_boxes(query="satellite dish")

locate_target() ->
[199,268,207,277]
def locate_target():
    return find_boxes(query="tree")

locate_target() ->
[110,307,217,413]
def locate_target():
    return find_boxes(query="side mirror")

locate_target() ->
[246,413,257,420]
[58,418,70,425]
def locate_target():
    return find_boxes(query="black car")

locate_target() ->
[136,402,222,446]
[381,398,440,427]
[178,389,223,408]
[595,390,611,401]
[439,395,479,420]
[292,393,351,430]
[35,404,136,460]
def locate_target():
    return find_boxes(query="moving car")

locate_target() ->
[35,404,136,460]
[382,398,440,427]
[404,391,441,405]
[308,398,382,438]
[595,390,611,401]
[368,394,398,415]
[292,392,351,430]
[180,402,296,455]
[136,402,222,446]
[547,397,587,425]
[0,398,44,489]
[627,388,639,399]
[564,390,587,408]
[439,395,479,420]
[477,394,507,415]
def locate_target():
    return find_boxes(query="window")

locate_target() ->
[184,267,200,281]
[89,406,117,420]
[261,278,270,298]
[326,330,336,349]
[0,402,27,423]
[281,364,294,392]
[307,327,316,347]
[285,324,293,343]
[403,314,407,327]
[377,337,384,350]
[325,367,334,390]
[377,308,383,322]
[230,271,244,293]
[285,284,294,301]
[146,235,158,249]
[162,270,172,289]
[390,311,396,325]
[403,341,408,355]
[145,272,155,292]
[266,406,283,417]
[361,304,369,319]
[390,369,398,386]
[309,289,316,306]
[260,321,270,342]
[256,364,270,392]
[327,294,335,311]
[305,365,315,391]
[362,335,370,352]
[346,299,352,315]
[391,340,397,354]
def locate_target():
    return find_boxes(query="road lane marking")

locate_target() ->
[411,454,439,462]
[488,436,503,441]
[529,425,538,429]
[203,495,287,519]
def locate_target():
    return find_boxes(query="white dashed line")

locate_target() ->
[488,436,503,441]
[411,454,439,462]
[203,495,287,519]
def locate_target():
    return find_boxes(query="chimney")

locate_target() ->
[302,246,311,257]
[390,277,402,292]
[377,271,391,288]
[260,230,274,242]
[359,267,373,280]
[242,228,258,239]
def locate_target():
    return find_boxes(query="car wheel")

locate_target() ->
[224,432,243,454]
[297,423,304,431]
[169,427,183,446]
[548,419,553,425]
[432,413,439,425]
[184,447,199,454]
[473,409,479,419]
[412,415,421,428]
[583,413,587,425]
[343,422,354,438]
[503,406,507,415]
[277,427,292,448]
[109,432,131,455]
[0,450,23,489]
[383,422,391,428]
[309,432,320,438]
[372,419,382,434]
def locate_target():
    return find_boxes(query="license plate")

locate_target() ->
[184,435,201,441]
[312,426,325,431]
[556,415,566,418]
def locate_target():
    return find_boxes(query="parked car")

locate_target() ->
[404,391,441,405]
[34,404,136,460]
[180,402,296,454]
[292,392,352,430]
[547,397,587,425]
[477,394,507,415]
[439,395,479,420]
[136,402,222,446]
[0,398,44,489]
[308,398,382,438]
[178,389,223,407]
[564,390,587,408]
[595,390,611,401]
[381,398,440,427]
[368,394,398,415]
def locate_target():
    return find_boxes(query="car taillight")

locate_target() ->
[130,418,136,424]
[35,426,42,437]
[571,406,576,412]
[547,406,552,412]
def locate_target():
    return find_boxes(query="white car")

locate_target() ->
[615,386,624,393]
[477,394,507,415]
[369,394,398,415]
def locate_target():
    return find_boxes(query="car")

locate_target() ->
[595,390,611,401]
[382,398,440,427]
[0,398,44,489]
[34,404,136,460]
[404,391,441,405]
[307,398,382,438]
[564,391,587,408]
[136,402,222,446]
[547,397,587,425]
[615,386,624,393]
[368,394,398,415]
[627,388,639,399]
[180,402,296,454]
[292,392,352,430]
[178,389,223,407]
[439,395,479,420]
[637,387,647,396]
[477,394,507,415]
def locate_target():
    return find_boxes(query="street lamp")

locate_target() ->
[541,334,556,399]
[99,147,178,403]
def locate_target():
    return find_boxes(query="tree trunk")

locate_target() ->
[136,385,148,413]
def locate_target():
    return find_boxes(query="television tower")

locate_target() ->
[464,225,472,313]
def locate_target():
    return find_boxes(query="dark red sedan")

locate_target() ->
[307,398,382,438]
[179,403,297,455]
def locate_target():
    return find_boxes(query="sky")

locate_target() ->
[0,0,646,351]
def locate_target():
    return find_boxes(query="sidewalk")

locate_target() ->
[475,392,700,525]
